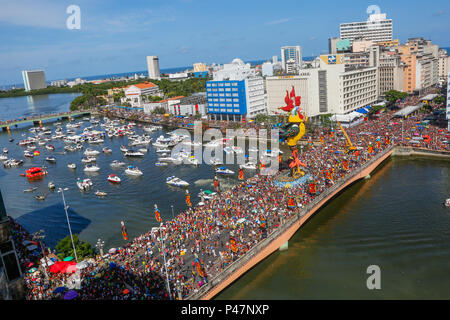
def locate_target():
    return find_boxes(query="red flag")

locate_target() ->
[290,86,296,98]
[195,104,199,113]
[154,205,162,222]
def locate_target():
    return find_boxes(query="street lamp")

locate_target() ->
[32,229,48,280]
[171,205,174,220]
[159,224,172,300]
[96,238,105,257]
[57,187,78,262]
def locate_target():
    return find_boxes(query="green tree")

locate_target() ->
[255,114,268,123]
[384,90,408,103]
[433,96,445,105]
[55,234,94,260]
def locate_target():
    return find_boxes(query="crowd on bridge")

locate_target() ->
[11,100,449,300]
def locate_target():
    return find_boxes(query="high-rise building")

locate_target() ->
[206,59,266,120]
[281,46,302,74]
[272,56,278,64]
[340,13,393,44]
[438,49,450,82]
[193,63,207,72]
[328,37,339,54]
[146,56,160,79]
[21,70,46,91]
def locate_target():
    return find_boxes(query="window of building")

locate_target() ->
[218,88,224,91]
[232,83,238,86]
[0,240,21,282]
[218,83,224,86]
[225,83,231,86]
[211,83,217,87]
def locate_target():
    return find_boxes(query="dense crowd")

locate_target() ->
[14,100,449,300]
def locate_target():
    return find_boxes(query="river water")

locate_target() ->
[1,94,449,299]
[216,157,450,299]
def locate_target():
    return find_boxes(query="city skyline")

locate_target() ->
[1,0,449,86]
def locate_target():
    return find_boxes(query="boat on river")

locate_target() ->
[107,174,121,184]
[125,165,143,176]
[77,178,93,191]
[215,166,235,175]
[166,176,189,187]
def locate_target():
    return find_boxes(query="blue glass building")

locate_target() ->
[206,80,247,121]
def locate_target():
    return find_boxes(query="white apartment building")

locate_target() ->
[213,58,256,81]
[281,46,302,74]
[340,13,392,44]
[378,51,405,96]
[262,62,274,77]
[22,70,46,91]
[146,56,160,79]
[438,49,450,82]
[245,77,266,118]
[266,54,378,118]
[123,82,161,107]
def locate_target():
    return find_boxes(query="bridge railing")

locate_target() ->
[0,109,95,126]
[187,145,393,300]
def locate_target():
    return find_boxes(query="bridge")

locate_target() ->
[0,110,94,131]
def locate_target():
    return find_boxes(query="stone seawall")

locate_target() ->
[393,147,450,159]
[189,147,394,300]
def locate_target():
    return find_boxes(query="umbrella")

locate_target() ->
[76,261,89,269]
[26,262,34,268]
[109,262,117,270]
[64,290,78,300]
[53,287,66,294]
[28,268,37,273]
[123,289,130,294]
[63,256,74,261]
[108,248,117,254]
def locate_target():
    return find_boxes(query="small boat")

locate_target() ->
[107,174,121,183]
[166,176,189,187]
[110,160,126,168]
[24,151,34,158]
[84,148,100,156]
[185,156,199,166]
[95,191,108,197]
[46,145,55,151]
[26,167,47,179]
[240,162,257,170]
[156,148,171,154]
[215,166,235,175]
[120,146,128,152]
[67,163,77,169]
[3,148,8,153]
[138,148,148,153]
[45,156,56,163]
[444,199,450,207]
[0,154,8,161]
[3,159,23,168]
[124,150,144,157]
[24,187,38,193]
[84,164,100,172]
[35,195,46,200]
[155,162,168,167]
[48,182,56,190]
[81,157,96,163]
[248,147,259,153]
[198,189,217,200]
[102,147,113,154]
[9,138,14,142]
[125,165,143,176]
[77,178,93,191]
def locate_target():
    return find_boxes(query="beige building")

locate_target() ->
[378,51,405,96]
[193,63,207,72]
[438,49,450,81]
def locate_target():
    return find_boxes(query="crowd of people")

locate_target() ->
[14,99,449,300]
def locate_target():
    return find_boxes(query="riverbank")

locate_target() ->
[189,146,394,300]
[393,146,450,160]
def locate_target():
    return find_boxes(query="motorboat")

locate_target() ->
[48,181,56,190]
[110,160,126,168]
[3,159,23,168]
[35,195,46,201]
[158,157,182,165]
[23,187,38,193]
[138,148,148,153]
[0,154,7,161]
[120,145,128,152]
[84,164,100,172]
[95,191,107,197]
[166,176,189,187]
[143,126,158,133]
[125,165,143,176]
[81,157,96,164]
[84,148,100,156]
[64,145,77,152]
[444,199,450,207]
[24,151,34,158]
[240,162,257,170]
[67,163,77,169]
[248,147,259,153]
[46,145,55,151]
[107,174,121,183]
[124,150,144,157]
[102,147,113,154]
[155,162,168,167]
[45,156,56,163]
[3,147,8,153]
[77,178,93,191]
[215,166,235,175]
[156,148,171,154]
[198,189,217,200]
[26,167,47,180]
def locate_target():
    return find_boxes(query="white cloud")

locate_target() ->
[266,18,292,25]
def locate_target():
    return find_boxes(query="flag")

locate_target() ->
[229,237,239,253]
[238,168,244,181]
[195,104,199,113]
[309,183,316,194]
[121,221,128,241]
[290,86,296,98]
[154,204,162,223]
[185,190,191,207]
[195,258,205,278]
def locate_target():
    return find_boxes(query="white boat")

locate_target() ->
[166,176,189,187]
[2,148,8,153]
[84,148,100,156]
[248,147,259,153]
[45,145,55,151]
[84,164,100,172]
[24,151,34,158]
[138,148,148,153]
[0,154,7,161]
[95,191,107,197]
[45,156,56,163]
[120,145,128,152]
[48,182,55,189]
[125,165,143,176]
[185,156,199,166]
[110,160,126,168]
[77,178,93,191]
[67,163,77,169]
[3,159,23,168]
[102,147,112,154]
[107,174,121,183]
[158,157,182,165]
[240,162,257,170]
[445,199,450,207]
[198,189,217,200]
[215,166,235,175]
[124,150,144,157]
[81,157,96,163]
[156,148,171,154]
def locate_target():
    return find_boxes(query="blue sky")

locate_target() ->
[0,0,449,86]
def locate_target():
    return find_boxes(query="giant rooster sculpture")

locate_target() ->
[278,86,307,178]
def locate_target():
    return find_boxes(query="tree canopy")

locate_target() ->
[384,90,408,103]
[55,234,94,260]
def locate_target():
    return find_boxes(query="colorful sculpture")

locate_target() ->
[279,86,307,178]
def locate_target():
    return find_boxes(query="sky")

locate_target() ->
[0,0,449,86]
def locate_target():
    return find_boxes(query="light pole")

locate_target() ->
[58,187,78,262]
[159,222,172,300]
[171,205,174,220]
[96,238,105,258]
[32,229,48,280]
